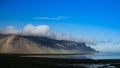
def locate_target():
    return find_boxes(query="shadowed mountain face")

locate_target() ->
[0,34,96,54]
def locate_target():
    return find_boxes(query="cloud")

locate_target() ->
[22,24,50,36]
[33,16,71,20]
[22,24,72,40]
[0,24,98,45]
[0,24,72,41]
[112,41,120,45]
[93,39,120,46]
[0,26,21,34]
[97,39,113,44]
[51,31,72,40]
[75,38,97,45]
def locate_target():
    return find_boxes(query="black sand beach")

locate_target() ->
[0,54,120,68]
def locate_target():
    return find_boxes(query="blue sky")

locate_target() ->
[0,0,120,52]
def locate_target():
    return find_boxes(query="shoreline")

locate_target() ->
[0,52,96,55]
[0,54,120,68]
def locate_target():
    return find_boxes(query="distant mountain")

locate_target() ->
[0,34,96,54]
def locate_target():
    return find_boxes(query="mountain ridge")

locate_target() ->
[0,34,96,54]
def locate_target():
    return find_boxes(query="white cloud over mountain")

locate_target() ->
[1,24,120,52]
[1,24,117,46]
[0,24,72,41]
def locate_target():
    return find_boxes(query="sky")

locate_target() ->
[0,0,120,52]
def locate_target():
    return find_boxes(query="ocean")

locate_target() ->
[1,52,119,68]
[22,52,120,59]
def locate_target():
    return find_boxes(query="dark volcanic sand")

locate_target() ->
[0,54,120,68]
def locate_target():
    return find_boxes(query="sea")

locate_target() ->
[21,52,120,68]
[22,52,120,59]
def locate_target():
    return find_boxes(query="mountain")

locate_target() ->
[0,34,96,54]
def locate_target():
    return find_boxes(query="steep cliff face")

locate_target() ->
[0,34,96,54]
